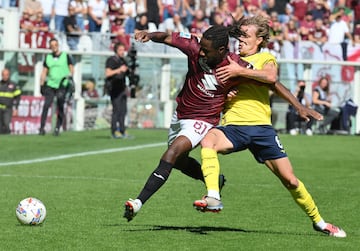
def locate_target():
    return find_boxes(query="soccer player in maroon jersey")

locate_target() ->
[123,25,321,222]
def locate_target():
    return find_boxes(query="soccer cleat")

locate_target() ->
[39,128,45,136]
[53,128,60,136]
[193,196,223,213]
[123,199,141,222]
[112,131,123,139]
[313,223,347,238]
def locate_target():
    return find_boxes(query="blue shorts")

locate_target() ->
[217,125,287,163]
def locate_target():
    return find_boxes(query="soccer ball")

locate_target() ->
[16,197,46,225]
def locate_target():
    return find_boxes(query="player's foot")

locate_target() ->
[112,131,123,139]
[313,223,347,238]
[53,128,60,136]
[219,174,226,193]
[39,128,45,136]
[193,196,223,212]
[123,199,141,222]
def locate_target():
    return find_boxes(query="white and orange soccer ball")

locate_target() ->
[16,197,46,225]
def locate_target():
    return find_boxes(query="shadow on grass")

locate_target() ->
[111,224,315,236]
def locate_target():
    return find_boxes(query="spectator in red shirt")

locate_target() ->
[353,21,360,44]
[111,17,130,51]
[19,11,35,48]
[190,9,209,38]
[290,0,308,21]
[33,13,54,49]
[299,11,315,40]
[308,18,328,45]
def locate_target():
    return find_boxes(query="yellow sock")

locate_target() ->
[289,179,322,224]
[201,148,220,198]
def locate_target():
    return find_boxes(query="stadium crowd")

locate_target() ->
[14,0,360,55]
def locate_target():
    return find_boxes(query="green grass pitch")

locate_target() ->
[0,129,359,250]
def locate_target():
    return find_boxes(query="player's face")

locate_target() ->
[238,24,262,57]
[199,38,223,68]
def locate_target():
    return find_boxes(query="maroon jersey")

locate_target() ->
[170,32,251,126]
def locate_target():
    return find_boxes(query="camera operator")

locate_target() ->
[286,80,314,136]
[126,43,140,98]
[105,42,130,139]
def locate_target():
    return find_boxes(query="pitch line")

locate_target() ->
[0,142,166,167]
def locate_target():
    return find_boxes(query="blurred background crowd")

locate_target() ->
[12,0,360,55]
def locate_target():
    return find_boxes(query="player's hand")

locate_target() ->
[226,88,238,101]
[216,56,242,82]
[297,106,323,122]
[135,31,150,42]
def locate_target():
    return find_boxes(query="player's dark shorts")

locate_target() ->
[217,125,287,163]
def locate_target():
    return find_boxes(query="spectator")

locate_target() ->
[212,0,233,27]
[310,0,331,21]
[39,0,55,27]
[266,0,289,23]
[176,0,195,30]
[146,0,162,29]
[308,18,328,45]
[0,68,21,134]
[39,38,74,136]
[290,0,308,22]
[19,10,35,48]
[107,0,124,25]
[312,76,340,134]
[287,80,314,136]
[108,0,124,24]
[162,0,176,21]
[269,13,284,54]
[69,0,88,32]
[332,0,354,25]
[283,18,300,45]
[161,12,187,33]
[328,7,354,60]
[64,6,82,50]
[134,13,149,32]
[53,0,70,32]
[123,0,137,34]
[87,0,107,33]
[111,17,131,50]
[190,8,209,37]
[33,12,54,49]
[82,78,99,129]
[353,20,360,44]
[24,0,43,21]
[299,11,315,40]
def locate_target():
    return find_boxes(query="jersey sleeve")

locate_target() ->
[170,32,199,57]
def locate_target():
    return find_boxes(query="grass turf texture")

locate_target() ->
[0,129,359,250]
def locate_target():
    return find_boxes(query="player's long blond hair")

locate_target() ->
[230,15,270,50]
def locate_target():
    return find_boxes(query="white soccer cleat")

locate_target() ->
[123,199,141,222]
[313,223,347,238]
[193,196,223,213]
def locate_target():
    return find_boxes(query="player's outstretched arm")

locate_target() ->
[274,81,323,122]
[134,31,172,45]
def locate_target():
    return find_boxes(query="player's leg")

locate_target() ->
[124,135,193,222]
[174,154,204,181]
[54,88,66,135]
[265,157,346,237]
[39,87,55,135]
[194,128,233,212]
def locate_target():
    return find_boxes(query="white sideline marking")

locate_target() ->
[0,142,166,167]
